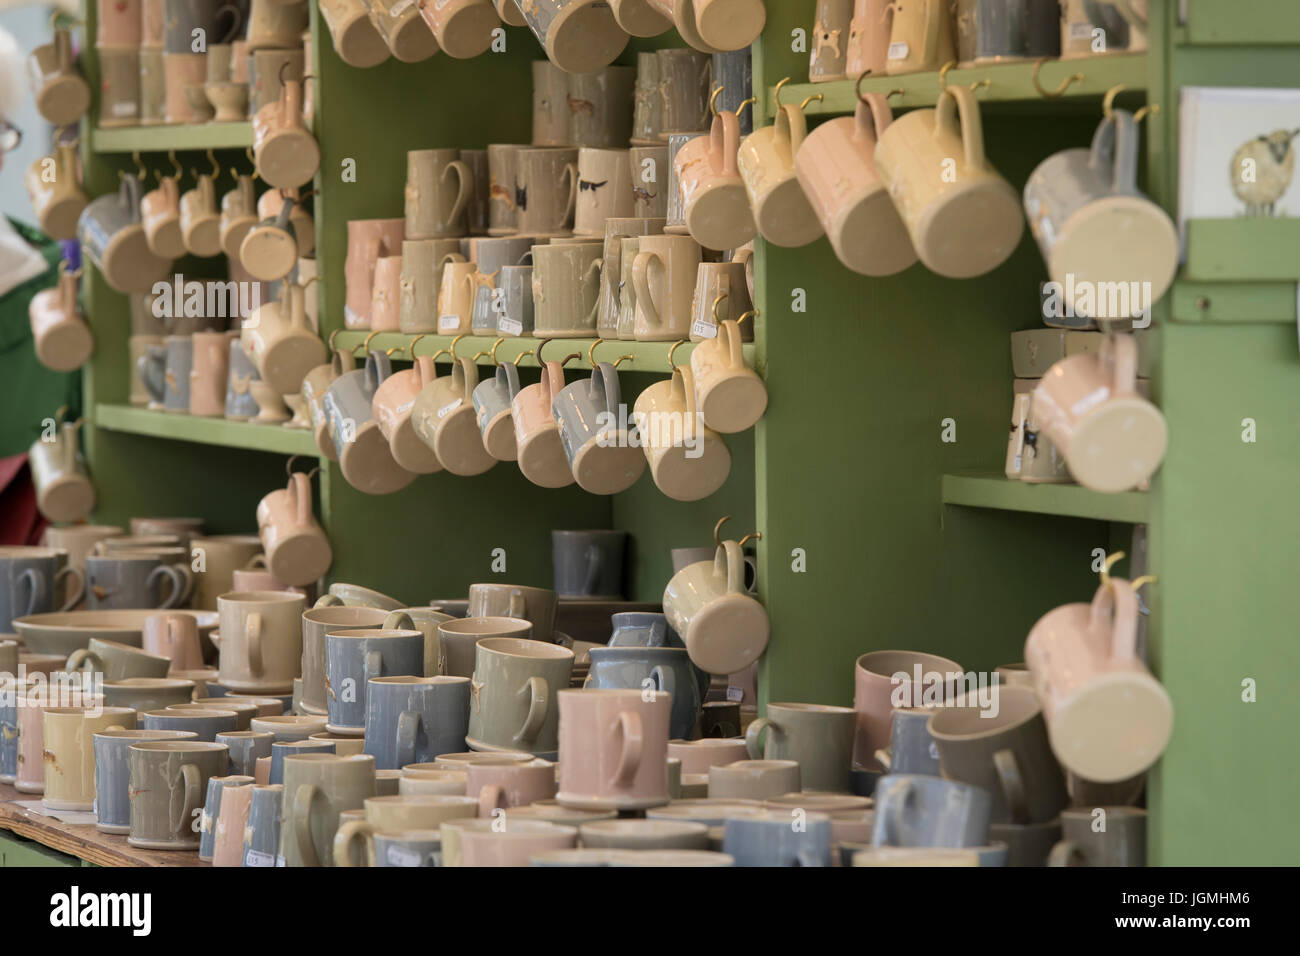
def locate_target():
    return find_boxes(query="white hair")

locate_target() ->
[0,25,23,124]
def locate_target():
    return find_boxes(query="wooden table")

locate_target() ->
[0,783,201,867]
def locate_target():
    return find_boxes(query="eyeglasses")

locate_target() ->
[0,121,22,153]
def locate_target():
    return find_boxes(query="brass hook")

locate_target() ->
[711,293,729,323]
[1103,84,1126,117]
[736,96,756,117]
[167,149,182,180]
[409,333,427,357]
[54,405,69,426]
[279,59,297,85]
[667,339,688,370]
[429,347,453,364]
[386,345,406,357]
[450,333,467,360]
[1133,103,1160,124]
[536,337,554,365]
[490,337,506,365]
[206,148,220,179]
[799,94,823,110]
[514,348,536,366]
[1099,551,1126,589]
[713,515,732,547]
[361,330,380,354]
[131,150,146,181]
[328,328,344,351]
[735,309,758,328]
[285,454,305,478]
[245,147,259,180]
[773,76,792,107]
[559,352,581,367]
[611,354,634,368]
[1032,57,1085,99]
[299,274,321,290]
[738,531,762,549]
[854,70,875,105]
[968,78,991,94]
[885,88,905,102]
[710,85,725,116]
[470,351,491,364]
[937,60,957,92]
[1131,574,1158,592]
[588,337,604,367]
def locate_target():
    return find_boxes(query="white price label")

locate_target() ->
[437,399,462,419]
[112,102,138,117]
[726,686,744,703]
[275,854,287,867]
[246,849,275,867]
[887,41,909,60]
[438,315,462,333]
[499,318,523,336]
[386,845,424,867]
[1069,22,1093,40]
[691,320,717,339]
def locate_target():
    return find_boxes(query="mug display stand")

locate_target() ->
[52,0,1300,867]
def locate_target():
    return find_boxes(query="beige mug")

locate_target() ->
[28,266,93,373]
[466,637,574,757]
[661,539,767,674]
[532,242,603,338]
[420,0,498,59]
[400,239,464,333]
[255,472,333,587]
[216,590,306,694]
[629,145,670,218]
[574,148,635,237]
[319,0,391,67]
[689,317,765,433]
[180,173,222,257]
[515,148,579,238]
[406,148,472,240]
[345,218,406,329]
[25,142,86,241]
[42,706,137,810]
[885,0,956,74]
[253,76,320,190]
[512,360,574,489]
[369,0,439,61]
[566,66,636,149]
[280,752,377,866]
[372,354,444,474]
[531,60,569,147]
[127,740,229,849]
[737,102,823,248]
[28,28,90,125]
[675,110,755,251]
[219,174,258,259]
[333,794,477,864]
[687,260,750,342]
[411,355,495,477]
[517,0,629,75]
[633,234,702,341]
[632,364,730,502]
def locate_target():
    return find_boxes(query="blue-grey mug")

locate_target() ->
[877,708,941,776]
[551,529,625,600]
[586,645,701,741]
[91,728,197,832]
[722,810,833,867]
[199,774,254,861]
[85,554,189,611]
[0,546,83,631]
[242,783,284,866]
[141,707,238,742]
[324,625,424,735]
[270,739,335,785]
[608,611,682,648]
[216,729,274,776]
[225,336,262,420]
[553,362,646,496]
[163,334,193,413]
[872,773,994,848]
[363,675,472,770]
[139,344,168,406]
[472,361,522,461]
[496,260,534,337]
[373,829,442,867]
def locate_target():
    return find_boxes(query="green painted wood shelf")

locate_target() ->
[942,473,1149,523]
[330,331,755,374]
[95,404,319,456]
[1171,281,1298,324]
[770,53,1148,116]
[1183,219,1300,282]
[1179,0,1300,45]
[89,123,254,154]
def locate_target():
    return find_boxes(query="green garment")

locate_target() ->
[0,217,82,458]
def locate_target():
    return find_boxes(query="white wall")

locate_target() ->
[0,4,56,224]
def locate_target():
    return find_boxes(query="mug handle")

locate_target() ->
[1090,109,1140,196]
[561,163,578,221]
[776,103,807,156]
[214,4,243,44]
[65,648,103,673]
[1100,333,1139,397]
[416,355,438,390]
[443,160,473,226]
[613,709,643,787]
[365,349,393,392]
[151,564,186,610]
[293,783,319,866]
[582,544,603,597]
[456,357,480,401]
[507,590,527,620]
[795,847,826,867]
[396,710,420,768]
[246,611,263,675]
[174,762,202,837]
[884,776,914,845]
[540,361,566,408]
[1048,838,1085,866]
[314,593,343,608]
[516,676,548,744]
[934,85,987,171]
[1090,575,1140,660]
[172,563,196,606]
[719,319,745,370]
[709,110,741,177]
[332,818,375,867]
[744,716,774,759]
[582,258,603,327]
[382,610,414,630]
[16,568,45,617]
[992,748,1030,824]
[650,662,675,703]
[500,361,521,402]
[631,251,662,328]
[478,782,506,820]
[678,364,703,442]
[873,747,893,771]
[720,538,746,596]
[594,361,622,418]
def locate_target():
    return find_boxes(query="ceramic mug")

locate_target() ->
[420,0,498,59]
[370,0,439,61]
[431,259,477,336]
[28,267,93,373]
[84,554,189,611]
[127,739,230,849]
[66,637,171,681]
[707,758,802,800]
[738,103,823,248]
[597,217,664,338]
[216,590,305,694]
[42,705,137,811]
[406,149,472,240]
[877,706,942,775]
[515,148,579,238]
[256,472,333,585]
[927,685,1069,825]
[0,547,83,631]
[436,616,533,679]
[441,817,577,867]
[722,808,831,866]
[28,28,90,125]
[795,93,917,277]
[253,77,319,190]
[553,362,647,495]
[363,676,471,769]
[319,0,390,67]
[77,172,172,294]
[551,529,625,600]
[631,52,662,145]
[1030,334,1165,492]
[567,67,637,150]
[466,584,557,643]
[26,143,87,241]
[688,261,752,343]
[333,794,477,864]
[675,111,756,251]
[1006,392,1072,483]
[555,688,671,811]
[399,239,464,333]
[1024,109,1178,316]
[633,364,731,502]
[410,356,496,477]
[198,773,253,860]
[465,757,558,816]
[372,355,444,474]
[215,729,275,776]
[956,0,1061,62]
[101,48,143,126]
[512,360,576,489]
[852,650,963,769]
[322,351,417,494]
[885,0,956,74]
[497,260,535,337]
[711,48,754,133]
[241,783,283,866]
[344,218,405,329]
[1025,578,1172,782]
[279,752,377,866]
[472,361,522,461]
[689,317,765,433]
[324,625,425,735]
[745,702,857,793]
[1049,806,1146,866]
[809,0,852,82]
[486,144,522,235]
[656,48,712,139]
[531,60,569,146]
[874,85,1023,278]
[188,534,263,611]
[587,645,700,741]
[532,242,603,338]
[238,196,298,282]
[846,0,893,77]
[142,707,239,741]
[517,0,629,75]
[612,0,672,36]
[663,540,768,675]
[574,148,635,236]
[466,637,574,757]
[633,234,702,341]
[871,773,994,847]
[16,685,104,793]
[93,729,197,832]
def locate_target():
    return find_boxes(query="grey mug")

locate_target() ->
[216,729,274,776]
[270,739,335,786]
[324,624,424,734]
[92,729,198,833]
[362,675,472,770]
[872,773,994,848]
[551,529,626,600]
[85,554,189,611]
[242,783,283,866]
[723,811,833,867]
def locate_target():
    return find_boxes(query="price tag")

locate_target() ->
[246,849,275,867]
[1068,22,1093,40]
[112,102,138,117]
[691,320,717,339]
[438,315,461,333]
[499,318,523,336]
[726,686,744,703]
[887,41,909,60]
[274,854,287,867]
[390,0,415,14]
[386,845,423,867]
[437,399,462,419]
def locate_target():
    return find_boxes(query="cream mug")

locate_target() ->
[216,590,306,694]
[662,539,768,675]
[689,317,766,433]
[180,173,221,257]
[885,0,956,75]
[255,472,333,586]
[632,364,730,502]
[574,148,636,237]
[737,102,823,248]
[1030,334,1165,493]
[372,354,444,474]
[675,110,755,252]
[795,93,916,277]
[633,234,702,341]
[141,175,185,259]
[411,356,496,477]
[252,77,320,190]
[513,360,576,489]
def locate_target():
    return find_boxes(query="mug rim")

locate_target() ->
[128,739,228,752]
[437,615,533,636]
[142,707,236,718]
[218,590,307,605]
[926,686,1042,740]
[476,636,573,660]
[93,728,197,740]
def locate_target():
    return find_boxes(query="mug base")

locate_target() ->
[128,835,199,850]
[96,822,131,834]
[41,797,93,812]
[554,790,671,812]
[324,723,365,737]
[220,677,294,695]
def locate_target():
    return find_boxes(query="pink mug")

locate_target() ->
[255,472,332,586]
[211,781,254,867]
[372,354,443,475]
[344,218,405,329]
[466,757,557,817]
[1024,578,1172,783]
[142,612,206,671]
[555,688,671,811]
[512,360,574,489]
[675,109,755,252]
[852,649,963,769]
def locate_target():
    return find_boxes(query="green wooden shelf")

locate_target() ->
[330,331,755,375]
[95,404,319,456]
[1179,0,1300,45]
[1171,281,1298,324]
[89,122,253,154]
[941,473,1149,523]
[1183,219,1300,282]
[771,53,1148,117]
